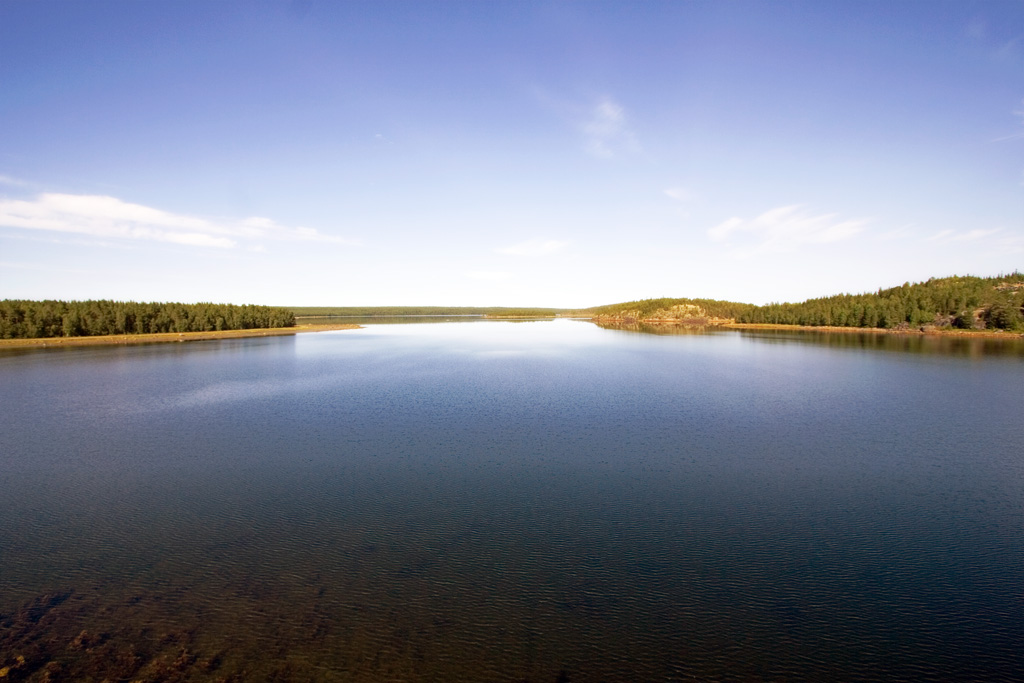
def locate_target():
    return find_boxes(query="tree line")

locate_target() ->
[0,300,296,339]
[579,273,1024,331]
[735,274,1024,330]
[7,273,1019,340]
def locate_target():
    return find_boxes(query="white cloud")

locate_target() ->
[664,187,694,202]
[966,18,986,41]
[927,228,1001,243]
[0,193,355,249]
[996,36,1022,61]
[708,204,867,253]
[708,217,744,242]
[997,232,1024,253]
[495,239,569,257]
[925,227,1021,253]
[465,270,511,281]
[0,174,31,188]
[581,97,639,158]
[0,260,108,276]
[992,99,1024,141]
[954,228,1000,242]
[875,224,916,242]
[965,14,1023,61]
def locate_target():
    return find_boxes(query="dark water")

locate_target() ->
[1,321,1022,682]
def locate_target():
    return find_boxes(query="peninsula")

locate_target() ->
[572,273,1024,336]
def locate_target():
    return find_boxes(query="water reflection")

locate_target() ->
[300,315,483,325]
[737,328,1024,357]
[593,321,724,337]
[1,321,1022,681]
[593,320,1024,357]
[300,315,556,325]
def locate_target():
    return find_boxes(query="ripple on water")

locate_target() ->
[1,323,1023,680]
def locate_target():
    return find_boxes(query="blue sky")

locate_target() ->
[1,1,1022,307]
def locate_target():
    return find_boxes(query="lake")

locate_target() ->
[1,320,1022,681]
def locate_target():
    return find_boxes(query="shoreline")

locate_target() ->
[0,323,361,350]
[586,318,1024,340]
[722,322,1024,339]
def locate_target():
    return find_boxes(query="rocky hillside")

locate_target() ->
[576,298,756,325]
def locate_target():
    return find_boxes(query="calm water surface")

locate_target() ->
[1,321,1022,681]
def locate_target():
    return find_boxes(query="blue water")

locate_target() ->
[1,320,1022,681]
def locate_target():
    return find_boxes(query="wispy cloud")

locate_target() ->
[997,232,1024,253]
[996,35,1023,61]
[965,17,987,41]
[966,15,1023,61]
[926,228,1001,243]
[991,99,1024,142]
[0,260,102,276]
[581,97,639,158]
[708,205,868,253]
[0,174,31,188]
[931,227,1023,253]
[875,224,916,242]
[531,88,640,159]
[495,239,569,257]
[465,270,511,281]
[0,193,355,249]
[664,187,694,202]
[2,229,136,250]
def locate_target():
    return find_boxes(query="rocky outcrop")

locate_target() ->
[590,303,734,326]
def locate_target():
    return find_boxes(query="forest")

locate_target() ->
[4,274,1022,340]
[0,300,296,339]
[579,273,1024,331]
[735,273,1024,330]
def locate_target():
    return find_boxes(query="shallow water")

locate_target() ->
[1,320,1022,681]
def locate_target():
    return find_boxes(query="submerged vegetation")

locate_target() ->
[0,300,296,339]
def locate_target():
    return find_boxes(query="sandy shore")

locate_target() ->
[0,323,361,349]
